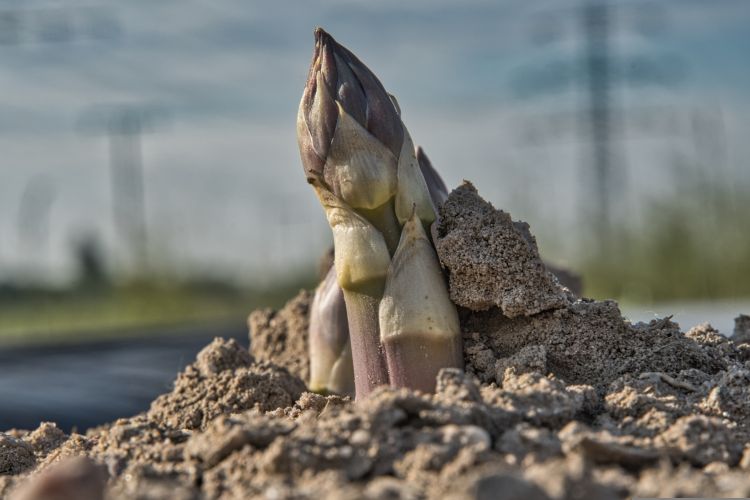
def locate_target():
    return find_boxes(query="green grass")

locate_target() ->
[577,178,750,304]
[0,275,317,346]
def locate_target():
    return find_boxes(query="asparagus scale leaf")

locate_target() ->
[394,129,436,227]
[379,211,462,392]
[312,183,390,292]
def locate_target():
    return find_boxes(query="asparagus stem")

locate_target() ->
[384,334,463,393]
[342,284,389,399]
[358,200,401,255]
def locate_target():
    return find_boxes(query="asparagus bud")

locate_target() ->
[379,211,463,393]
[309,266,355,397]
[298,28,403,213]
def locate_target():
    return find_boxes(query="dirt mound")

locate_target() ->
[147,338,306,430]
[2,185,750,499]
[4,355,750,498]
[247,290,311,383]
[461,301,736,388]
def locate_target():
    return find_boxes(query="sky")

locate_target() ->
[0,0,748,284]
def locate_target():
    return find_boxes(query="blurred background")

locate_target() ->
[1,0,748,429]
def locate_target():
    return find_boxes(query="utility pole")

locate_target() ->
[107,109,148,272]
[0,5,121,278]
[582,0,618,241]
[78,104,168,274]
[511,1,683,250]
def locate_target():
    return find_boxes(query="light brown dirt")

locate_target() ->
[435,182,571,317]
[147,337,306,430]
[247,290,312,383]
[2,184,749,499]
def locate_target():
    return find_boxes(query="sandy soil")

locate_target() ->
[2,184,750,499]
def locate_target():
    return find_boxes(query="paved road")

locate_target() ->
[0,323,247,432]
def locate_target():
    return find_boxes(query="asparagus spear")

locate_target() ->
[297,28,461,398]
[308,265,354,397]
